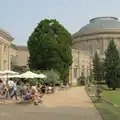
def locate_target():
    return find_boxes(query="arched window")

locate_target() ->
[81,65,85,76]
[87,66,89,76]
[74,66,77,79]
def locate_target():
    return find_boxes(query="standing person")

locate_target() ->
[0,79,3,95]
[36,84,41,93]
[8,78,14,98]
[19,83,26,97]
[41,85,46,94]
[5,84,9,99]
[48,85,52,93]
[11,80,18,100]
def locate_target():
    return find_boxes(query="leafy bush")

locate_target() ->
[43,69,60,85]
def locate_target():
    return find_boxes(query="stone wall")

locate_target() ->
[69,49,91,85]
[73,32,120,56]
[0,29,13,70]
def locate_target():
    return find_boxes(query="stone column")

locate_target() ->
[78,49,81,78]
[1,44,4,70]
[69,66,72,85]
[92,40,95,56]
[8,46,11,70]
[0,43,2,70]
[103,38,107,52]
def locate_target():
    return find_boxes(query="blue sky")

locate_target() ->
[0,0,120,45]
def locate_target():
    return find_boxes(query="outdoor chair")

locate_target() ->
[60,85,69,91]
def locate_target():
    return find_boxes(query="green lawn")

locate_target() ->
[95,102,120,120]
[95,87,120,120]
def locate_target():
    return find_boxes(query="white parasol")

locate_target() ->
[20,71,40,78]
[3,70,18,75]
[38,74,46,78]
[0,71,4,75]
[0,74,21,78]
[1,70,19,82]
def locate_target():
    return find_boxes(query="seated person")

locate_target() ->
[0,80,5,96]
[23,93,32,101]
[23,87,43,104]
[41,85,46,94]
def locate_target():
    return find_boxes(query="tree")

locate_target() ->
[44,69,60,93]
[103,40,120,90]
[92,52,102,84]
[27,19,72,82]
[44,69,60,85]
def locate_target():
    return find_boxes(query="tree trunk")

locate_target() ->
[112,87,116,90]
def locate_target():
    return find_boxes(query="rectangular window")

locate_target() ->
[4,45,7,53]
[74,67,77,79]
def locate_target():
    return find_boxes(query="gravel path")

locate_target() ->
[0,87,102,120]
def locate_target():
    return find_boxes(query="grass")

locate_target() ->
[103,89,120,106]
[95,102,120,120]
[94,86,120,120]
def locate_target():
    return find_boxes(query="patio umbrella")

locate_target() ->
[2,70,19,82]
[3,70,18,75]
[38,74,46,78]
[0,74,21,78]
[0,71,4,78]
[0,71,4,75]
[20,71,40,78]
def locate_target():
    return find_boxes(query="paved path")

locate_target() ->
[0,87,102,120]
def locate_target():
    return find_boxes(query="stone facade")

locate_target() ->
[72,30,120,56]
[72,17,120,57]
[69,49,91,85]
[11,45,29,67]
[0,28,29,71]
[71,17,120,85]
[0,29,13,70]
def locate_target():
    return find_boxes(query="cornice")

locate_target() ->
[16,45,28,51]
[73,35,120,44]
[74,29,120,38]
[0,29,14,42]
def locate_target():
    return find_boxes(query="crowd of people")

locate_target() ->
[0,78,54,105]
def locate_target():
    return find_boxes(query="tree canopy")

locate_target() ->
[27,19,72,82]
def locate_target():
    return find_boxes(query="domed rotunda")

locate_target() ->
[72,17,120,56]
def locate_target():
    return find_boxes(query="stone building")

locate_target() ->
[69,49,91,85]
[11,45,29,68]
[72,17,120,56]
[0,28,29,71]
[71,16,120,85]
[0,29,13,70]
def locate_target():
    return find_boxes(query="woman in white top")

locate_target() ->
[11,80,18,100]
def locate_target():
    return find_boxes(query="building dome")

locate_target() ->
[73,17,120,38]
